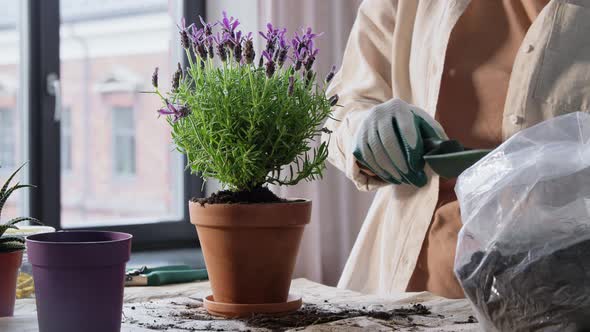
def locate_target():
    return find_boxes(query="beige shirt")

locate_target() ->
[407,0,547,299]
[324,0,590,295]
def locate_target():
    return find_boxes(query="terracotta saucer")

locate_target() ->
[203,294,302,318]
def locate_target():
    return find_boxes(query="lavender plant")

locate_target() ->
[152,13,337,192]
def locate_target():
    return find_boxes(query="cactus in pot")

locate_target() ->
[0,164,39,317]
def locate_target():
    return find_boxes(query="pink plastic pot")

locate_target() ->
[26,231,132,332]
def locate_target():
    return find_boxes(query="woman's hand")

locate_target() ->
[353,99,447,187]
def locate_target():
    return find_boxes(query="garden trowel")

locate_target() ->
[125,265,208,286]
[423,138,492,178]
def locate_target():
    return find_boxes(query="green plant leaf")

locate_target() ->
[0,184,35,221]
[0,236,25,244]
[0,163,26,199]
[0,224,18,237]
[0,241,25,252]
[159,57,334,192]
[7,217,41,226]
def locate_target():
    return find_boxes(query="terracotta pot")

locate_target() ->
[0,250,23,317]
[189,200,311,304]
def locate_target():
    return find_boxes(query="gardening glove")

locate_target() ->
[353,99,447,187]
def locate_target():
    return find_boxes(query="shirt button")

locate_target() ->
[509,115,523,125]
[525,44,534,53]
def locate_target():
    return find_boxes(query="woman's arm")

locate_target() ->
[322,0,398,191]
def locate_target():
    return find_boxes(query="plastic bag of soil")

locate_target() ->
[454,112,590,332]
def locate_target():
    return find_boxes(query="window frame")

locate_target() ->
[27,0,206,250]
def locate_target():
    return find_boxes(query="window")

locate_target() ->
[60,107,72,171]
[24,0,206,248]
[0,0,27,223]
[112,107,135,176]
[0,109,15,168]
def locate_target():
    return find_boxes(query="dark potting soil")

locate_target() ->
[244,303,432,331]
[161,301,433,331]
[457,238,590,332]
[193,187,287,206]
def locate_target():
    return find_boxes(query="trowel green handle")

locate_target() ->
[146,269,208,286]
[423,138,492,178]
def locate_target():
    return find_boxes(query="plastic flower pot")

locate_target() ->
[189,200,310,316]
[26,231,132,332]
[0,250,23,317]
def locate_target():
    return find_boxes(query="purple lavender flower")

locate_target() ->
[243,33,255,65]
[287,76,295,96]
[259,23,286,55]
[326,65,336,83]
[189,25,205,44]
[199,16,217,36]
[177,17,193,50]
[304,48,319,71]
[275,34,290,68]
[213,33,229,62]
[152,67,159,88]
[321,127,333,134]
[218,44,228,62]
[172,63,182,91]
[227,31,243,62]
[177,17,194,33]
[190,26,208,59]
[158,100,190,122]
[291,27,322,70]
[329,94,339,106]
[180,31,190,49]
[219,11,240,39]
[206,35,215,59]
[262,50,275,78]
[292,47,306,71]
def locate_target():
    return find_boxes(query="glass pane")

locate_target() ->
[0,1,27,223]
[59,0,184,227]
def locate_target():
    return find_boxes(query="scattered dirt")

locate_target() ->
[244,303,432,331]
[128,300,443,331]
[454,315,478,324]
[193,187,287,206]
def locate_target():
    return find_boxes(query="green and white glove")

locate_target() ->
[353,99,447,187]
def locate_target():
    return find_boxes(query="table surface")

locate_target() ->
[0,279,479,331]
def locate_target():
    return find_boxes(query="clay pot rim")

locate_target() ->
[26,230,133,245]
[0,250,23,255]
[189,198,310,208]
[189,199,312,227]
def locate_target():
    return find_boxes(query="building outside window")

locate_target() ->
[112,107,136,176]
[0,0,201,246]
[60,107,72,171]
[0,109,15,168]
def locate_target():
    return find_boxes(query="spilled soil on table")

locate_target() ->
[130,299,442,331]
[245,303,432,330]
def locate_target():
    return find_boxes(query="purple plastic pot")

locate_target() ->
[26,231,132,332]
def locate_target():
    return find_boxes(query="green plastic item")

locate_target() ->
[423,138,492,179]
[125,265,208,286]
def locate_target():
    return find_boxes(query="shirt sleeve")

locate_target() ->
[322,0,397,191]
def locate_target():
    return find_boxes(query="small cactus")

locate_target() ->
[0,164,40,253]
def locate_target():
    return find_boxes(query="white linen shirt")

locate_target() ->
[323,0,590,295]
